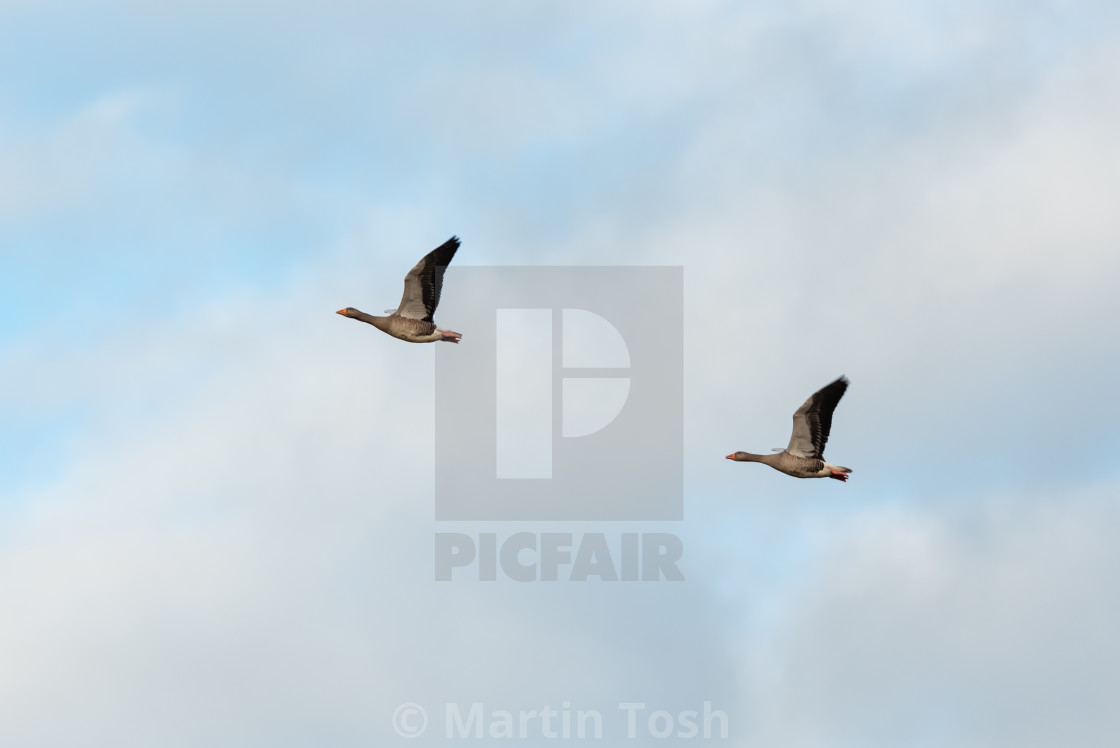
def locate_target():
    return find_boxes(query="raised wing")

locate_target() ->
[786,376,849,459]
[396,236,460,321]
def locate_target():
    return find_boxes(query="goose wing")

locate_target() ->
[786,376,849,459]
[396,236,460,321]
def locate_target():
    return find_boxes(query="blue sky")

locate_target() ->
[3,1,1120,745]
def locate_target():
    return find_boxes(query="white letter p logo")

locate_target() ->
[496,308,630,479]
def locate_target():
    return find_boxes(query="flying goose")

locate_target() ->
[726,376,852,481]
[337,236,462,343]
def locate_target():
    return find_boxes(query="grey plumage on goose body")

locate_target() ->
[726,376,853,481]
[337,236,463,343]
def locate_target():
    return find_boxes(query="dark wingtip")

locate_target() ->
[434,236,460,259]
[827,375,850,397]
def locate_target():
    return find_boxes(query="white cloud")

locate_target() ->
[737,486,1120,747]
[3,1,1120,745]
[0,272,737,746]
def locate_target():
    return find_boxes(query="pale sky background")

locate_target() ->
[2,1,1120,746]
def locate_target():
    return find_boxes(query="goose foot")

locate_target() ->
[828,471,848,482]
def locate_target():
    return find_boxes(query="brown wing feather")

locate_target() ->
[397,236,460,321]
[788,376,849,458]
[805,376,848,457]
[417,236,459,321]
